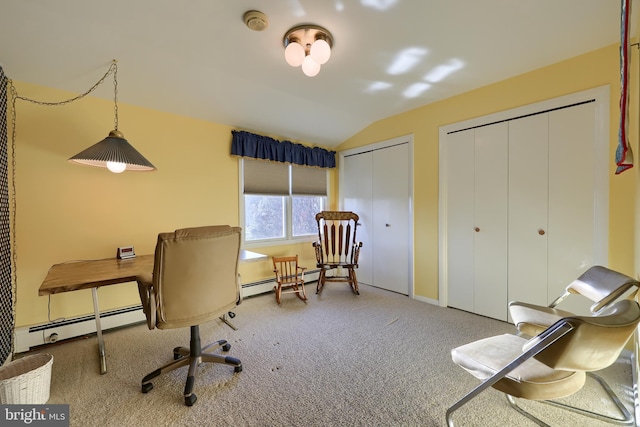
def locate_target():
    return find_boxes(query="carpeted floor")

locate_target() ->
[22,283,636,426]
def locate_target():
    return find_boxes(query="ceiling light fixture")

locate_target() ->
[68,60,156,173]
[283,25,333,77]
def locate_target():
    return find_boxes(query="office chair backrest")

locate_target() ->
[153,225,241,329]
[528,299,640,372]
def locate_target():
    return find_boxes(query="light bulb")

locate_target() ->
[310,39,331,65]
[107,161,126,173]
[284,42,305,67]
[301,56,321,77]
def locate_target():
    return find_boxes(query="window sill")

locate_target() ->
[243,235,317,249]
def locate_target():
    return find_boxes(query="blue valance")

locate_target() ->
[231,130,336,168]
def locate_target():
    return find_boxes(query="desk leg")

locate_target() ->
[92,288,107,375]
[220,313,238,331]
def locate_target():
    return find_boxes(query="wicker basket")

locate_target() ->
[0,353,53,404]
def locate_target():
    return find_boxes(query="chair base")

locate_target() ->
[317,268,359,295]
[141,325,242,406]
[503,371,634,427]
[274,283,308,304]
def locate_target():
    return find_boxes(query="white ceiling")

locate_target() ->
[0,0,630,148]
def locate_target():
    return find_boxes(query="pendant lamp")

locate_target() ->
[68,60,156,173]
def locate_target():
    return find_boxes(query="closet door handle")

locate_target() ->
[474,227,480,232]
[538,229,545,235]
[385,224,390,227]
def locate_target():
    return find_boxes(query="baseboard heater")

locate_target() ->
[242,269,320,297]
[15,269,321,353]
[15,305,146,353]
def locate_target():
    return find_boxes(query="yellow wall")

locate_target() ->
[9,81,334,327]
[10,41,639,326]
[337,43,638,300]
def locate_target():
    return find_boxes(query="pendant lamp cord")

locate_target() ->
[113,61,119,131]
[2,60,118,343]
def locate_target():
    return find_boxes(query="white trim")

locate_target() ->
[238,158,329,248]
[340,134,414,158]
[438,85,610,308]
[413,294,439,306]
[339,134,415,299]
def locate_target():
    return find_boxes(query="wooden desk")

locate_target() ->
[39,250,267,374]
[39,255,155,296]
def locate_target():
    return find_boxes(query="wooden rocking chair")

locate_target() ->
[312,211,362,295]
[272,255,308,304]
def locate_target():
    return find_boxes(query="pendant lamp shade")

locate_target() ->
[68,60,156,173]
[69,130,156,172]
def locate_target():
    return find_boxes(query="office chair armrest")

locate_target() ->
[509,301,575,337]
[136,273,157,330]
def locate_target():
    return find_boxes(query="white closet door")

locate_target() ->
[474,123,509,320]
[342,153,374,286]
[547,102,596,315]
[372,143,410,294]
[441,87,608,323]
[445,130,475,312]
[508,114,549,309]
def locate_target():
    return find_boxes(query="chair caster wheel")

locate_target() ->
[234,365,243,373]
[185,394,197,406]
[173,346,185,360]
[222,343,231,351]
[142,382,153,393]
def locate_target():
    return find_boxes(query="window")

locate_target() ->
[241,158,327,244]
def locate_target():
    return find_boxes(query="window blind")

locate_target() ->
[243,158,289,195]
[243,159,328,196]
[292,165,327,195]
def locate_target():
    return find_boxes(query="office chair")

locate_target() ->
[272,255,308,304]
[137,225,243,406]
[313,211,363,295]
[447,299,640,426]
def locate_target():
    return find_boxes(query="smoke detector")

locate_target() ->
[244,10,269,31]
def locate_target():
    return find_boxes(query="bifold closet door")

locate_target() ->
[445,123,508,320]
[546,102,597,316]
[445,130,475,313]
[444,90,606,322]
[508,114,549,309]
[473,123,509,320]
[342,153,374,286]
[372,143,410,295]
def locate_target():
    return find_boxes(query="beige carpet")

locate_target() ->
[23,283,636,426]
